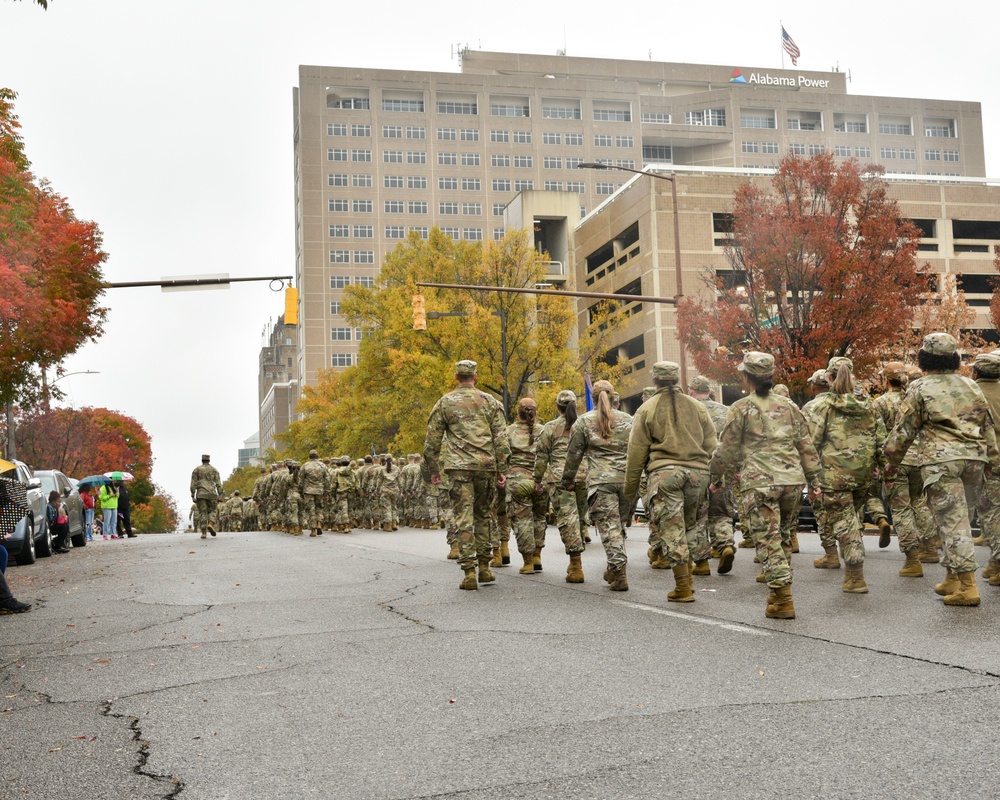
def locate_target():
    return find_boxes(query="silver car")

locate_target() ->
[35,469,87,548]
[1,460,53,565]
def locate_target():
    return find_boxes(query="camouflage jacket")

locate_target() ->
[700,398,730,434]
[532,416,584,485]
[807,390,886,490]
[269,468,290,499]
[709,392,821,491]
[298,459,330,496]
[505,421,544,477]
[885,372,1000,468]
[190,463,222,499]
[336,466,357,494]
[560,408,632,490]
[251,473,269,502]
[380,466,400,495]
[978,379,1000,428]
[422,386,510,478]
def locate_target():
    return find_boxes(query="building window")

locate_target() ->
[406,151,426,164]
[616,135,634,148]
[408,176,427,189]
[880,147,897,159]
[899,148,916,160]
[566,181,585,192]
[330,301,342,315]
[439,152,458,165]
[406,126,425,139]
[352,174,372,187]
[328,173,348,186]
[593,101,631,122]
[513,130,532,144]
[742,141,759,154]
[330,224,350,238]
[493,228,505,240]
[409,226,429,239]
[440,202,459,215]
[328,148,348,161]
[513,155,533,168]
[461,152,481,166]
[789,143,806,155]
[384,200,404,213]
[353,225,373,238]
[329,250,350,264]
[879,117,912,135]
[566,157,584,169]
[327,123,347,136]
[440,227,459,239]
[460,128,480,141]
[686,109,726,126]
[330,275,350,288]
[331,353,353,368]
[382,125,402,138]
[544,181,564,191]
[808,144,826,155]
[332,327,352,341]
[641,112,671,124]
[491,98,530,117]
[565,133,583,146]
[854,146,871,158]
[596,182,616,195]
[944,150,960,162]
[463,228,483,241]
[383,150,403,163]
[542,100,581,120]
[351,149,372,162]
[492,154,510,167]
[437,100,478,115]
[384,175,404,188]
[382,97,424,113]
[490,129,509,143]
[543,156,563,169]
[437,127,456,140]
[834,113,868,133]
[329,198,349,212]
[594,134,612,147]
[354,251,375,263]
[353,199,373,213]
[616,159,635,169]
[355,276,374,288]
[925,149,941,161]
[385,225,406,239]
[439,177,458,190]
[543,132,561,145]
[924,119,956,137]
[462,202,482,215]
[787,111,822,131]
[762,142,779,154]
[408,200,428,214]
[514,180,534,191]
[328,95,369,110]
[834,145,851,157]
[642,144,671,161]
[462,177,481,191]
[351,124,371,137]
[492,203,507,216]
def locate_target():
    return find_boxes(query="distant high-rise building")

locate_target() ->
[258,314,298,455]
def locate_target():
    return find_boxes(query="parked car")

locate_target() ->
[1,460,53,565]
[35,469,86,548]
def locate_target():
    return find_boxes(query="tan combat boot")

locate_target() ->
[608,563,629,592]
[898,550,924,577]
[309,529,318,537]
[943,571,980,606]
[934,570,960,596]
[990,571,1000,587]
[691,559,711,576]
[971,533,987,546]
[765,584,795,619]
[738,537,755,548]
[200,531,207,540]
[878,518,894,549]
[790,532,800,553]
[477,556,495,584]
[447,541,460,560]
[519,552,536,575]
[981,558,1000,581]
[500,541,511,566]
[667,564,694,602]
[813,546,841,569]
[710,546,720,559]
[490,547,503,568]
[718,546,736,575]
[842,563,869,593]
[755,571,767,583]
[919,541,940,564]
[566,554,584,583]
[459,568,478,591]
[532,548,543,572]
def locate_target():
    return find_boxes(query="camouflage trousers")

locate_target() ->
[548,485,584,555]
[507,475,547,555]
[301,493,325,530]
[864,481,890,526]
[738,485,801,588]
[445,470,497,570]
[886,464,936,554]
[922,460,982,574]
[285,494,302,529]
[332,496,351,529]
[589,484,630,569]
[820,487,867,566]
[646,466,710,568]
[488,490,509,549]
[194,498,218,532]
[976,470,1000,562]
[426,493,440,526]
[699,484,735,551]
[267,498,284,529]
[379,490,399,528]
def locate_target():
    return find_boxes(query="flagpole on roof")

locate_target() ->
[780,21,784,69]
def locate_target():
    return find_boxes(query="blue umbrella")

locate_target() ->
[77,474,112,490]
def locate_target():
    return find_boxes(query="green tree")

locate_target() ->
[223,465,262,499]
[131,492,180,534]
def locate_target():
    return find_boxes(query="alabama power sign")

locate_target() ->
[729,68,831,89]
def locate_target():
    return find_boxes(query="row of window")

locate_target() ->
[331,222,488,239]
[739,110,956,138]
[741,141,962,162]
[328,94,634,121]
[331,327,365,341]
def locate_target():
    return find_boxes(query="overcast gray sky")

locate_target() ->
[4,0,998,513]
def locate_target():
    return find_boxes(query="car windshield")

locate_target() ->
[38,474,57,496]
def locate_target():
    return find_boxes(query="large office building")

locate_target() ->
[290,49,989,398]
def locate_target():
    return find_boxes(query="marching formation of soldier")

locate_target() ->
[419,336,1000,618]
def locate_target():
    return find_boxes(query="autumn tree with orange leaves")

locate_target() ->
[677,153,924,396]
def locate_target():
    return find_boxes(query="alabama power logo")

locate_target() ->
[730,68,830,88]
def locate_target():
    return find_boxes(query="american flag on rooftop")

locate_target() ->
[781,26,801,66]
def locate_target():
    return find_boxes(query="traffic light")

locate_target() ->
[284,286,299,326]
[412,293,426,330]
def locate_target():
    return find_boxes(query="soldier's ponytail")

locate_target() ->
[594,380,615,439]
[830,365,854,395]
[558,398,578,436]
[517,398,538,446]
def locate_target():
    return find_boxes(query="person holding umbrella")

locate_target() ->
[78,474,112,542]
[99,480,120,539]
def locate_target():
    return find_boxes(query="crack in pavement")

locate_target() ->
[101,700,186,799]
[380,580,438,631]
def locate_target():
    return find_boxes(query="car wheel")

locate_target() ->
[15,517,37,566]
[37,519,54,557]
[71,532,87,548]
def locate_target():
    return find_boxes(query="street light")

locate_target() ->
[578,163,687,388]
[51,370,100,386]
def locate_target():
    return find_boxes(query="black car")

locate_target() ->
[1,460,53,565]
[35,469,87,548]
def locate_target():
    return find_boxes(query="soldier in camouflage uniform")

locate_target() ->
[802,369,840,568]
[561,379,633,591]
[974,352,1000,587]
[885,333,1000,607]
[298,449,330,537]
[809,357,887,594]
[190,454,223,539]
[267,462,288,531]
[709,352,822,619]
[244,496,259,531]
[689,375,736,574]
[251,466,269,530]
[504,398,548,575]
[218,493,232,532]
[379,455,400,531]
[532,389,586,582]
[398,455,417,527]
[625,362,717,602]
[423,360,511,591]
[331,457,355,532]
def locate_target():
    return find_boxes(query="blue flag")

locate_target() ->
[584,371,594,412]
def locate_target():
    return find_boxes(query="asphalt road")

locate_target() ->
[2,525,999,800]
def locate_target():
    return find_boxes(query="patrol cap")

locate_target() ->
[880,361,908,380]
[652,361,679,381]
[737,351,775,378]
[201,454,211,462]
[974,352,1000,377]
[921,332,957,356]
[517,397,537,411]
[827,356,854,373]
[772,384,790,398]
[285,458,298,467]
[641,386,657,401]
[807,369,831,388]
[688,375,711,392]
[455,359,477,376]
[556,389,577,406]
[309,449,319,458]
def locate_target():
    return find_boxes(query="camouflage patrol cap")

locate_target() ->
[556,389,577,406]
[772,384,790,398]
[201,454,210,462]
[807,369,831,387]
[827,356,854,373]
[516,397,537,411]
[688,375,711,393]
[308,449,319,458]
[974,352,1000,378]
[880,361,908,380]
[233,490,240,496]
[652,361,680,381]
[738,351,775,378]
[641,386,657,401]
[921,332,957,356]
[455,359,477,376]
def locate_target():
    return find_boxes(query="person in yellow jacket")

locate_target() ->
[98,482,120,540]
